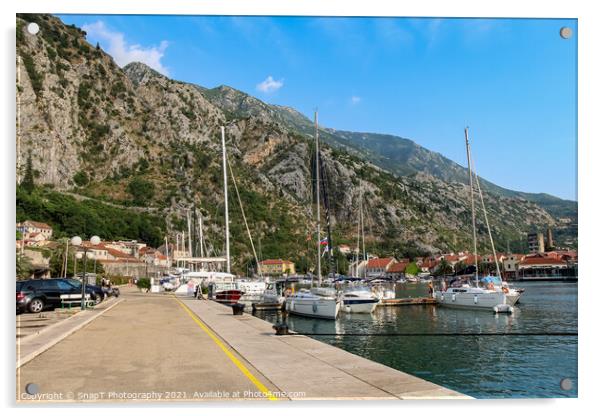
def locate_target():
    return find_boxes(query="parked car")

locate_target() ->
[66,279,106,304]
[16,278,103,313]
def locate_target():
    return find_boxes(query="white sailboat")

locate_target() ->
[435,128,513,313]
[285,111,341,320]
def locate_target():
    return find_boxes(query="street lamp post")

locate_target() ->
[71,235,101,310]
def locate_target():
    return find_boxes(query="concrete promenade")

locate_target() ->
[17,287,469,402]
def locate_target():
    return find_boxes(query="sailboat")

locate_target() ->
[342,182,379,313]
[435,128,513,313]
[285,111,341,319]
[207,126,244,304]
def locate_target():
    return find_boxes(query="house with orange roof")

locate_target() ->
[517,253,577,280]
[17,220,53,241]
[365,257,397,277]
[386,261,409,279]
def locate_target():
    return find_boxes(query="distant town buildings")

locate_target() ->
[365,257,397,277]
[528,227,556,253]
[259,259,296,276]
[528,232,545,253]
[16,220,54,247]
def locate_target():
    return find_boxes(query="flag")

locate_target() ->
[321,245,329,257]
[319,237,328,246]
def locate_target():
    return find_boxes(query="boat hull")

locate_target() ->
[215,290,244,304]
[435,290,507,310]
[505,292,521,306]
[342,299,378,313]
[285,297,340,319]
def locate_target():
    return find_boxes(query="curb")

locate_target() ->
[19,296,119,342]
[17,297,125,369]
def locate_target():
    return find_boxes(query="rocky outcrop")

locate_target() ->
[16,14,574,257]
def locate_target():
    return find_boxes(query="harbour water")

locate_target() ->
[253,281,577,398]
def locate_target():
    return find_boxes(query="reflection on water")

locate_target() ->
[254,281,577,398]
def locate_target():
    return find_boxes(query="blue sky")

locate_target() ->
[57,15,578,200]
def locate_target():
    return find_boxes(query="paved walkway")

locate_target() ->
[17,287,469,403]
[181,298,469,400]
[17,289,276,402]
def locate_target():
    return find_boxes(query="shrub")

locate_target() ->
[405,262,420,276]
[73,171,89,187]
[136,278,151,291]
[21,53,43,97]
[127,177,155,205]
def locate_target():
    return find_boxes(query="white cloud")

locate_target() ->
[256,76,284,93]
[351,96,361,105]
[82,21,170,76]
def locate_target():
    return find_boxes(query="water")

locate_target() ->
[253,281,578,398]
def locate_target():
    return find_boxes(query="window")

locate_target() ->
[57,280,76,291]
[41,280,59,290]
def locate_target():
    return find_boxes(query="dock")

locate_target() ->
[251,302,284,311]
[378,297,437,306]
[17,287,469,402]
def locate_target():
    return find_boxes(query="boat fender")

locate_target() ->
[452,294,456,302]
[493,304,514,314]
[474,295,478,304]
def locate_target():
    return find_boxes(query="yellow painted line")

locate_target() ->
[173,296,278,401]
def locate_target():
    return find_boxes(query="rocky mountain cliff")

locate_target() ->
[16,14,576,272]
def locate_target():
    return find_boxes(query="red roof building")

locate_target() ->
[387,262,408,274]
[366,257,397,276]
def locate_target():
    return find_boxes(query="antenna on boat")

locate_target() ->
[221,126,231,274]
[465,127,479,285]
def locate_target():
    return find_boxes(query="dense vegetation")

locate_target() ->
[16,185,166,247]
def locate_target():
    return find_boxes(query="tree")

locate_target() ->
[434,259,453,276]
[21,152,35,192]
[294,255,310,274]
[454,261,467,274]
[16,252,33,280]
[333,248,349,275]
[127,177,155,205]
[405,262,420,276]
[73,171,89,187]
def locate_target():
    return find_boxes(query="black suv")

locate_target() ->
[16,279,102,314]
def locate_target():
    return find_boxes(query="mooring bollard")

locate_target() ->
[272,322,289,335]
[231,303,245,315]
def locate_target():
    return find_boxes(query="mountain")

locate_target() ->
[200,86,577,221]
[15,14,576,273]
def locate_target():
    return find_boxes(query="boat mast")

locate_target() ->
[464,127,479,284]
[360,183,366,279]
[221,126,231,274]
[355,193,361,278]
[197,209,205,258]
[471,155,503,278]
[315,111,321,286]
[165,236,170,267]
[187,209,193,257]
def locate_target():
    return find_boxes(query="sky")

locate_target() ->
[57,14,578,201]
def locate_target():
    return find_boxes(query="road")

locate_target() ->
[17,287,278,402]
